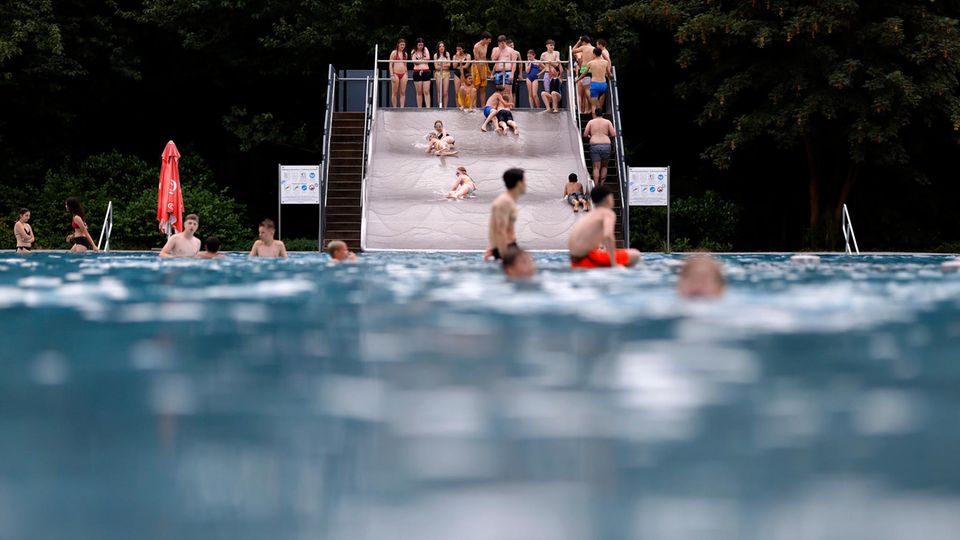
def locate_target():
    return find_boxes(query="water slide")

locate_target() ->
[361,109,589,251]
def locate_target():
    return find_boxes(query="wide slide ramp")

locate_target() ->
[362,110,588,250]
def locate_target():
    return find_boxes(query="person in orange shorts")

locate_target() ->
[568,185,641,269]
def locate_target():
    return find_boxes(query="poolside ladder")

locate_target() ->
[97,201,113,252]
[842,204,860,255]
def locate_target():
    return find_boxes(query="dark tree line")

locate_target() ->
[2,1,958,250]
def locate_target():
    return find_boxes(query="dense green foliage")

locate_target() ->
[0,152,249,250]
[630,191,740,252]
[1,1,959,250]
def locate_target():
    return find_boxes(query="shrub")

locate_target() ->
[630,190,739,252]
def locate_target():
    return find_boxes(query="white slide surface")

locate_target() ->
[362,109,589,250]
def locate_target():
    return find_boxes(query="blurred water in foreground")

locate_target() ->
[1,252,959,540]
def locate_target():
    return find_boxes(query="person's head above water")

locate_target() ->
[568,173,579,183]
[326,239,354,262]
[183,214,199,235]
[677,255,726,299]
[205,236,221,253]
[258,219,276,241]
[503,168,526,193]
[590,185,613,207]
[502,245,535,279]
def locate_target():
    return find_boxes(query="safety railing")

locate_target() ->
[609,66,630,248]
[320,64,336,244]
[97,200,113,251]
[567,47,588,180]
[842,204,860,255]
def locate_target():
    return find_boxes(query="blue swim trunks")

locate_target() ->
[590,81,608,98]
[493,71,513,85]
[484,105,494,117]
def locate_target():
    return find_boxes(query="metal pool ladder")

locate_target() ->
[97,201,113,252]
[842,204,860,255]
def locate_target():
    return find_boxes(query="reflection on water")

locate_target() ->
[1,252,960,539]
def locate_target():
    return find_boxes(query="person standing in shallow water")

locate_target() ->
[14,208,35,253]
[249,219,288,258]
[65,197,98,252]
[568,186,641,269]
[485,168,526,261]
[159,213,200,257]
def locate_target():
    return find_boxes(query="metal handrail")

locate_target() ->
[360,75,371,185]
[842,204,860,254]
[320,64,337,247]
[97,200,113,251]
[609,66,630,248]
[568,47,588,186]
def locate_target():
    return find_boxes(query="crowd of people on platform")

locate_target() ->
[388,33,611,118]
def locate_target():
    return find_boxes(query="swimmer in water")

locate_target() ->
[249,218,288,258]
[502,245,536,279]
[159,213,201,257]
[677,255,725,298]
[568,186,641,269]
[14,208,35,253]
[327,239,358,262]
[197,236,225,258]
[65,197,99,253]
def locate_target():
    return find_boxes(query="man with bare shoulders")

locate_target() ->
[583,111,617,186]
[568,186,641,269]
[159,213,201,258]
[490,35,517,101]
[540,39,561,73]
[249,219,288,258]
[472,32,493,99]
[577,48,610,113]
[573,36,597,112]
[484,168,526,261]
[480,85,511,132]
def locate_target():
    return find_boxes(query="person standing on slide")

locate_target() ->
[472,32,493,102]
[485,168,526,261]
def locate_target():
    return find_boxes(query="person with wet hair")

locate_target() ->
[14,208,35,253]
[159,213,200,257]
[327,239,358,262]
[480,85,511,132]
[249,218,288,258]
[197,236,225,259]
[677,255,726,298]
[65,197,99,252]
[563,173,588,213]
[485,168,526,261]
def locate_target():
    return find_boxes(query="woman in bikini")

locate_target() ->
[452,43,471,109]
[434,41,452,108]
[389,38,408,108]
[65,197,98,252]
[411,38,431,108]
[426,133,458,156]
[432,120,455,147]
[523,49,542,109]
[14,208,35,253]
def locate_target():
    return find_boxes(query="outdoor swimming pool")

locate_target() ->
[1,252,959,539]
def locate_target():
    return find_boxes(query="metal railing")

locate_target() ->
[97,200,113,251]
[842,204,860,254]
[319,64,337,245]
[609,66,630,248]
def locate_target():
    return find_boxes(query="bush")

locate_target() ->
[282,237,322,251]
[630,190,739,252]
[4,151,249,250]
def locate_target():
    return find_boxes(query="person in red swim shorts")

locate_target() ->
[568,185,641,269]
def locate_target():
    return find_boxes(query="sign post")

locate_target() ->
[628,166,671,252]
[278,164,322,247]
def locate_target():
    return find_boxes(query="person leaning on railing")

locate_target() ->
[434,41,452,108]
[389,38,409,108]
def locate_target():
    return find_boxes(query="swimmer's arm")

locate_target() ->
[249,241,260,257]
[607,122,618,138]
[159,237,176,257]
[492,207,512,256]
[583,122,592,139]
[278,241,288,258]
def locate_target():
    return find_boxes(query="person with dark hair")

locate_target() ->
[472,32,493,97]
[568,186,641,268]
[446,166,477,199]
[14,208,35,253]
[249,218,288,257]
[411,38,432,107]
[457,72,478,110]
[490,35,517,101]
[572,35,597,112]
[540,64,563,113]
[524,49,542,109]
[583,113,617,186]
[576,47,610,114]
[480,85,511,132]
[159,213,200,257]
[502,245,536,278]
[496,106,519,135]
[563,173,588,212]
[197,236,225,259]
[452,43,472,107]
[389,38,408,108]
[485,168,526,261]
[434,41,452,107]
[327,239,357,262]
[677,255,725,298]
[540,39,561,74]
[65,197,99,252]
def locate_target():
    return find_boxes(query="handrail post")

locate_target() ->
[320,64,336,250]
[97,201,113,251]
[610,66,630,249]
[842,204,860,255]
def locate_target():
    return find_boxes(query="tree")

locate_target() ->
[609,0,960,245]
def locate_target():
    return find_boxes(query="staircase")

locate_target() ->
[323,112,364,251]
[580,113,625,248]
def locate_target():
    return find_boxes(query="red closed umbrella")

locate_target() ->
[156,140,183,236]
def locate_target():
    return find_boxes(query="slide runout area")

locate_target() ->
[362,109,589,251]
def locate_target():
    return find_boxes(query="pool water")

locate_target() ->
[1,252,959,539]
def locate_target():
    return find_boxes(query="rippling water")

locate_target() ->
[2,252,960,539]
